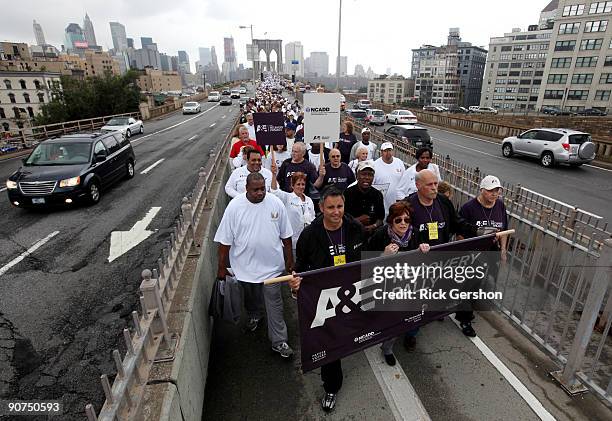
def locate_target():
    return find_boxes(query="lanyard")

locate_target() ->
[324,226,343,255]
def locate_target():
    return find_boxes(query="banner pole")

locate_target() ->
[263,274,294,285]
[319,142,324,169]
[495,229,515,238]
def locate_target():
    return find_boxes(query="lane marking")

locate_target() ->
[130,104,219,146]
[188,135,197,141]
[0,187,6,192]
[222,115,226,119]
[210,123,216,128]
[364,347,431,421]
[432,137,502,159]
[0,231,60,277]
[450,318,556,421]
[519,186,602,218]
[428,126,612,173]
[140,158,165,174]
[108,207,161,262]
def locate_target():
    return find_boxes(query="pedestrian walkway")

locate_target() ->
[202,288,610,421]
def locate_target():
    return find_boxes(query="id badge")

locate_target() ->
[427,222,439,240]
[333,254,347,266]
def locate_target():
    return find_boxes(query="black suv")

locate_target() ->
[6,132,136,208]
[385,125,432,148]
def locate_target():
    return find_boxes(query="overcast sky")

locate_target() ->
[1,0,550,75]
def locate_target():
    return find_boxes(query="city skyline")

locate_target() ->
[1,0,548,76]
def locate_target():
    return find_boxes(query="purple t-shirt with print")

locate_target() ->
[322,163,356,191]
[408,195,447,246]
[459,198,508,236]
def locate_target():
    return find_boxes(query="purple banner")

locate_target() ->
[297,234,498,372]
[253,112,286,146]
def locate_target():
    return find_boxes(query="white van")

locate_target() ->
[356,99,371,110]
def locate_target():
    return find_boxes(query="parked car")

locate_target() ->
[365,109,386,126]
[230,89,241,99]
[385,125,432,148]
[472,106,498,114]
[208,91,221,102]
[220,95,232,106]
[501,128,596,167]
[386,109,418,124]
[423,105,442,112]
[577,108,608,116]
[222,89,231,95]
[541,106,562,115]
[6,132,136,207]
[101,116,143,138]
[448,106,469,114]
[356,99,371,110]
[182,101,201,114]
[345,109,367,121]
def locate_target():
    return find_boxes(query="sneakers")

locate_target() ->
[272,342,294,358]
[460,322,477,337]
[403,335,417,352]
[384,353,396,366]
[321,393,337,412]
[245,317,261,332]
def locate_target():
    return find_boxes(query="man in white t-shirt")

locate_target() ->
[243,113,256,140]
[225,149,272,198]
[373,142,406,213]
[396,146,441,199]
[349,127,378,161]
[215,172,295,358]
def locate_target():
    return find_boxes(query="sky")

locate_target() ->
[1,0,551,75]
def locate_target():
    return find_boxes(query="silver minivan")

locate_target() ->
[501,128,596,167]
[365,109,386,126]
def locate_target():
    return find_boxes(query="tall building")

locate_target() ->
[178,50,190,73]
[411,45,437,78]
[198,47,212,67]
[109,22,128,52]
[368,76,413,104]
[127,38,134,48]
[446,28,488,107]
[354,64,365,77]
[82,13,97,47]
[211,46,218,68]
[339,56,348,77]
[33,20,46,46]
[538,0,612,112]
[223,37,237,79]
[480,25,551,111]
[64,23,85,51]
[141,37,153,48]
[285,41,304,77]
[308,52,329,77]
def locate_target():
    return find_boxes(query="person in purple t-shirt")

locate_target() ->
[277,142,324,194]
[336,121,357,164]
[319,148,356,192]
[456,175,509,337]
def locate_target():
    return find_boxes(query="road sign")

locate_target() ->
[246,44,258,61]
[291,60,299,65]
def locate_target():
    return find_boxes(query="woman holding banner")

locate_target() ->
[365,201,430,365]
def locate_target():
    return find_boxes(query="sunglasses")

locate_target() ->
[393,217,410,224]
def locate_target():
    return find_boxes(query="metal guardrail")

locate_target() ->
[84,115,239,420]
[348,115,612,406]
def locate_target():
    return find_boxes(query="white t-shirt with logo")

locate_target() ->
[264,151,291,171]
[373,157,406,212]
[271,188,316,249]
[350,141,378,160]
[214,193,293,283]
[225,166,272,198]
[243,122,256,140]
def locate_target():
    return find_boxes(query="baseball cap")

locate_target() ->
[381,142,394,151]
[285,122,297,131]
[361,127,371,134]
[357,160,375,172]
[480,175,502,190]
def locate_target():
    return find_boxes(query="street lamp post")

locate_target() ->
[336,0,343,92]
[239,24,256,87]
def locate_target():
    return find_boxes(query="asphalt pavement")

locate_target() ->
[368,119,612,225]
[0,98,240,419]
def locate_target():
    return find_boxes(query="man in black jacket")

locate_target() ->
[290,186,366,413]
[401,169,476,349]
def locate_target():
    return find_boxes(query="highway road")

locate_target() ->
[368,118,612,226]
[0,98,240,419]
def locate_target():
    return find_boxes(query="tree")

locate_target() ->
[35,70,141,125]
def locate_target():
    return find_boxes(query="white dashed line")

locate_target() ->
[130,104,219,146]
[140,158,165,174]
[0,187,6,192]
[210,123,216,128]
[450,318,556,421]
[222,115,226,119]
[188,135,197,141]
[0,231,60,277]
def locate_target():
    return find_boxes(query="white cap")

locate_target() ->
[480,175,502,190]
[381,142,394,150]
[361,127,371,134]
[357,160,376,172]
